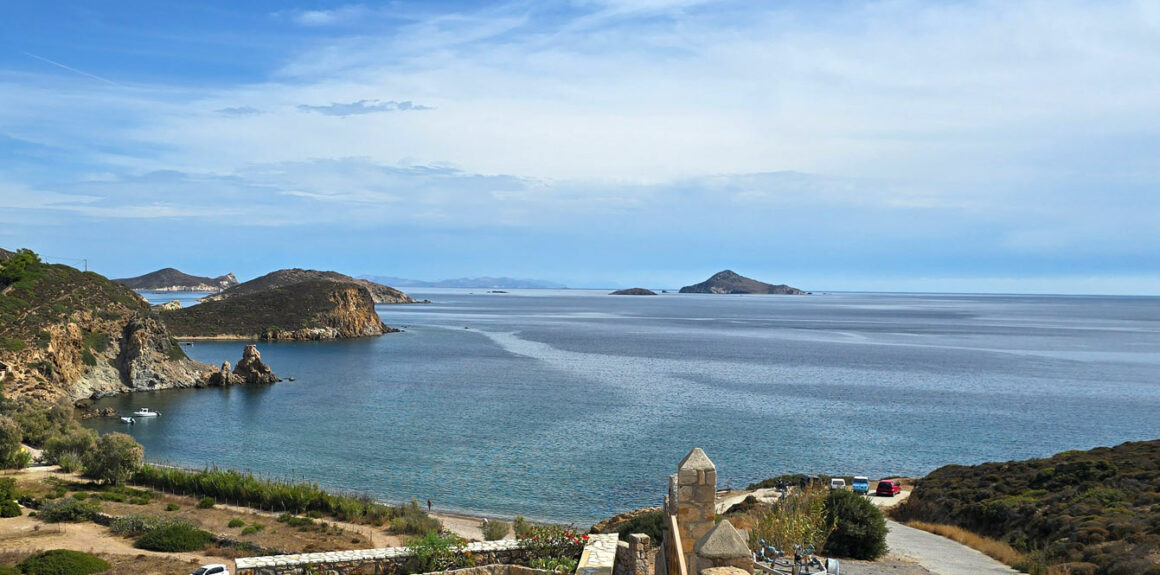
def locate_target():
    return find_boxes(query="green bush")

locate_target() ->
[0,499,20,517]
[82,432,143,485]
[35,497,100,522]
[0,337,24,352]
[17,549,109,575]
[110,514,161,536]
[0,416,25,469]
[134,522,213,552]
[98,491,126,502]
[228,518,245,528]
[517,524,587,561]
[389,500,442,535]
[0,565,19,575]
[241,525,258,535]
[0,477,17,501]
[197,496,215,509]
[166,503,180,511]
[599,510,665,544]
[56,451,84,473]
[513,515,532,538]
[482,520,510,541]
[822,489,887,559]
[405,531,474,573]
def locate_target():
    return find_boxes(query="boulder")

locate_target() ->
[233,345,278,384]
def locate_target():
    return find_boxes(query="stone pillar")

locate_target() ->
[694,520,752,573]
[672,448,717,573]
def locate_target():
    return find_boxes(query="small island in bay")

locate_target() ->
[610,288,657,295]
[163,278,396,341]
[679,269,805,295]
[114,267,238,292]
[202,268,419,304]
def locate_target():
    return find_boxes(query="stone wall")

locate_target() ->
[236,539,531,575]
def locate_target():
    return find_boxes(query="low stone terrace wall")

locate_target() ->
[237,539,539,575]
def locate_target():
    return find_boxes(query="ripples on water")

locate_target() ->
[87,290,1160,523]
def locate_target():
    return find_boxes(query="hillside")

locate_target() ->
[114,267,237,291]
[202,269,418,304]
[163,280,395,340]
[679,270,805,295]
[0,249,215,401]
[893,439,1160,575]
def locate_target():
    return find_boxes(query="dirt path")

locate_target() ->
[884,520,1020,575]
[0,513,215,566]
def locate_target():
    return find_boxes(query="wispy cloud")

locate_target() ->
[285,5,376,27]
[297,100,434,116]
[216,106,263,116]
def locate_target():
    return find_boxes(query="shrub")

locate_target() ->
[389,500,442,535]
[35,497,100,522]
[241,525,258,535]
[0,477,17,501]
[748,487,833,556]
[134,522,213,552]
[599,510,665,544]
[228,518,245,528]
[0,565,19,575]
[405,531,474,573]
[0,500,20,517]
[517,524,587,561]
[483,519,510,541]
[17,549,109,575]
[530,556,579,574]
[822,489,887,559]
[166,503,180,511]
[56,451,84,473]
[83,432,143,485]
[0,416,25,469]
[110,514,162,536]
[197,497,215,509]
[98,491,127,502]
[513,515,532,538]
[71,492,88,500]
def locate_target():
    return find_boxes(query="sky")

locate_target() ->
[1,0,1159,293]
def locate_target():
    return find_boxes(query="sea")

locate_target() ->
[84,289,1160,525]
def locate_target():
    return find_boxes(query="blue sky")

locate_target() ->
[2,1,1159,293]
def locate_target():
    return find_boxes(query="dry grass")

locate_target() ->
[905,521,1027,567]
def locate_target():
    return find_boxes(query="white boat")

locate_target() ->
[133,408,160,417]
[120,416,135,424]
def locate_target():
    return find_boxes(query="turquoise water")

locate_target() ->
[87,290,1160,524]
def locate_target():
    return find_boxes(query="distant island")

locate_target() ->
[361,275,566,289]
[114,267,238,292]
[610,288,657,296]
[679,270,806,295]
[203,269,420,304]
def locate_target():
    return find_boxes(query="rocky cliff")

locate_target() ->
[679,270,806,295]
[206,345,279,386]
[163,280,395,341]
[114,268,238,292]
[201,269,417,304]
[0,252,221,401]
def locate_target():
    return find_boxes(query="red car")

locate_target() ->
[876,479,902,496]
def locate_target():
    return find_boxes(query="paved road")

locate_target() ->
[885,520,1020,575]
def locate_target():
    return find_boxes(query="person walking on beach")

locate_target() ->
[427,499,432,513]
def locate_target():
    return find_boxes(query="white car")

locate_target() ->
[191,565,229,575]
[829,478,847,490]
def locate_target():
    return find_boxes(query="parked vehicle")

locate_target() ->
[852,476,869,494]
[876,479,902,496]
[191,565,229,575]
[829,478,846,490]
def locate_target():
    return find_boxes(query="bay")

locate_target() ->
[86,290,1160,524]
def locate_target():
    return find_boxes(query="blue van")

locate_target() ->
[852,476,869,494]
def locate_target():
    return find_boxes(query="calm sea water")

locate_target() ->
[86,290,1160,524]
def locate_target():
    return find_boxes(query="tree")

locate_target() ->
[0,416,27,469]
[84,432,144,485]
[822,489,888,560]
[43,428,97,465]
[0,249,41,287]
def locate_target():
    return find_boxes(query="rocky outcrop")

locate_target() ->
[233,345,278,384]
[202,269,418,304]
[163,281,396,341]
[206,346,279,386]
[153,300,181,310]
[115,268,238,292]
[679,270,806,295]
[610,288,658,295]
[589,507,663,534]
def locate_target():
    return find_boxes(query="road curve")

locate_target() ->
[885,520,1021,575]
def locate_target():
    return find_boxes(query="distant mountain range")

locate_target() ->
[360,275,567,289]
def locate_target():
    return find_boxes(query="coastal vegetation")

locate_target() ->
[482,519,510,540]
[16,549,110,575]
[821,490,886,560]
[893,439,1160,574]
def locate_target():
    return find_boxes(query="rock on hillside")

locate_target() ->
[115,268,238,292]
[202,268,417,304]
[0,252,224,401]
[163,280,396,341]
[679,270,805,295]
[610,288,658,295]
